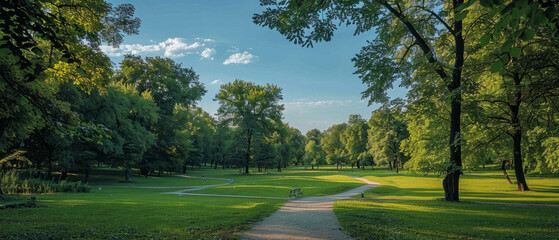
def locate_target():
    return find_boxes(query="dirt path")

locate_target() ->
[241,176,379,240]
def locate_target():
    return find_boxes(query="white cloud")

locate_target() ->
[200,48,216,60]
[223,51,257,65]
[209,79,222,85]
[100,37,208,59]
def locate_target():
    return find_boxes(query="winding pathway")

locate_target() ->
[241,176,380,240]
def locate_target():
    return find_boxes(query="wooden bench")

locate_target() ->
[289,188,303,198]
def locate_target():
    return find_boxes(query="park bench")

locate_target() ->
[289,188,303,198]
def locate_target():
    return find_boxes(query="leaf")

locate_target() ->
[454,10,469,21]
[521,29,535,41]
[480,33,491,46]
[490,60,504,73]
[500,39,515,53]
[509,47,522,58]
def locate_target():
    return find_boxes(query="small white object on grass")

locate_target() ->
[99,187,102,191]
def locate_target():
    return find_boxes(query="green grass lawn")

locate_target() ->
[0,167,362,239]
[334,168,559,240]
[3,166,558,239]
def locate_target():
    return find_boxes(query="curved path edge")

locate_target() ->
[240,175,380,240]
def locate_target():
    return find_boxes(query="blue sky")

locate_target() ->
[102,0,406,133]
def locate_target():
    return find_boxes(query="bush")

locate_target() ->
[0,171,90,194]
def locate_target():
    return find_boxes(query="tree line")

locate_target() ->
[0,0,309,196]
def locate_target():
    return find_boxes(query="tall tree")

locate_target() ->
[470,30,559,191]
[116,55,205,174]
[287,126,306,166]
[254,0,469,201]
[368,100,409,173]
[344,115,369,169]
[215,80,283,174]
[321,123,348,169]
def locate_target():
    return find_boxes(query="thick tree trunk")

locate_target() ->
[501,161,512,184]
[510,74,529,191]
[183,164,187,174]
[388,161,392,170]
[356,161,360,169]
[442,0,464,202]
[277,164,281,172]
[394,157,399,174]
[512,127,529,191]
[60,170,68,181]
[125,168,131,181]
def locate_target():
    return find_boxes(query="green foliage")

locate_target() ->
[367,100,409,169]
[0,171,90,194]
[344,114,369,167]
[116,55,206,173]
[321,123,348,166]
[215,79,284,173]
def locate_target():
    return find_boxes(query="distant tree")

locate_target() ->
[321,123,348,169]
[305,129,323,145]
[287,126,306,166]
[215,80,283,174]
[344,115,369,169]
[304,140,325,170]
[368,100,409,173]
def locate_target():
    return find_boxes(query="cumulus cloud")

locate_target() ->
[223,51,257,65]
[100,37,210,59]
[209,79,222,85]
[200,48,216,60]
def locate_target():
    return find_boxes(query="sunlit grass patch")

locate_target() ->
[335,199,559,240]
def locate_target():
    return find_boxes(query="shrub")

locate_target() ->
[0,171,90,194]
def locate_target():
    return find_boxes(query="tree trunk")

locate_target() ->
[388,161,392,170]
[60,170,68,181]
[245,130,252,174]
[84,167,90,183]
[442,0,464,202]
[277,164,281,172]
[125,168,131,181]
[394,157,399,174]
[510,74,529,191]
[183,164,187,174]
[501,161,512,184]
[512,127,529,191]
[356,161,360,169]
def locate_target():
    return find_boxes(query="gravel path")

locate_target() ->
[241,176,379,240]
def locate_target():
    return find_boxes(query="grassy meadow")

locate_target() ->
[334,167,559,240]
[0,167,363,239]
[1,166,559,239]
